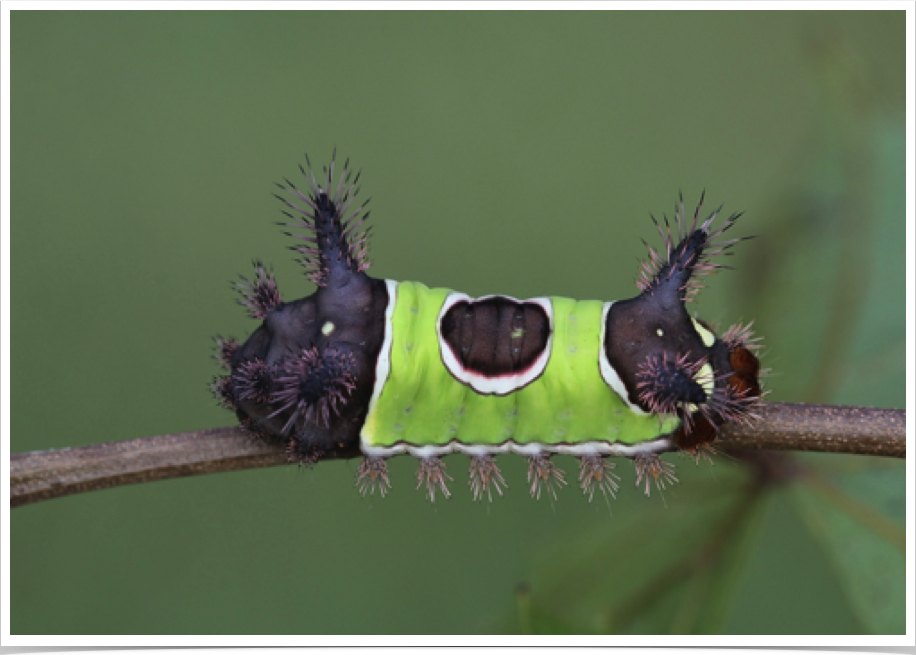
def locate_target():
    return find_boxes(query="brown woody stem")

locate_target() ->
[9,403,905,508]
[715,403,905,458]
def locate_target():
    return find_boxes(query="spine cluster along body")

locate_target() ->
[212,154,763,503]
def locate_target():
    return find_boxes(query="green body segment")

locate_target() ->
[360,280,679,450]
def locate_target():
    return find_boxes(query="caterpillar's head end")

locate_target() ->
[608,196,761,451]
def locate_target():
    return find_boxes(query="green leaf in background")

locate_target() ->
[792,466,905,635]
[501,458,763,634]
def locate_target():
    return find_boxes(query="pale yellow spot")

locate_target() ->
[321,321,335,336]
[656,328,664,337]
[692,318,716,347]
[696,362,715,396]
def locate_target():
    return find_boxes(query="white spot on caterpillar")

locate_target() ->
[322,321,335,335]
[656,328,664,337]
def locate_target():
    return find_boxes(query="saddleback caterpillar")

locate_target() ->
[212,154,763,503]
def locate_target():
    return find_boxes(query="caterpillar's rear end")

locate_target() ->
[211,154,763,503]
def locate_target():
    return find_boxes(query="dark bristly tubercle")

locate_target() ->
[267,346,358,435]
[635,352,709,418]
[233,358,275,405]
[234,260,282,320]
[637,351,759,427]
[274,151,373,290]
[636,191,749,305]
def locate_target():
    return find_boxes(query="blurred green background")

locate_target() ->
[10,11,906,635]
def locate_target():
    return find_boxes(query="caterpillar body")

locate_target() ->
[212,155,763,503]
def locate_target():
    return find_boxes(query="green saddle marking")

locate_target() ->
[361,280,679,450]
